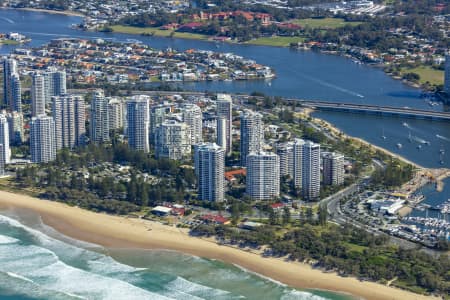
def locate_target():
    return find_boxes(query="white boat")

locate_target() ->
[396,143,402,149]
[381,128,386,140]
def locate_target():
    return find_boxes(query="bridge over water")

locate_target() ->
[285,99,450,122]
[70,89,450,121]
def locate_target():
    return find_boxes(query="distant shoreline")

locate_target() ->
[2,7,84,17]
[0,7,440,90]
[0,190,438,300]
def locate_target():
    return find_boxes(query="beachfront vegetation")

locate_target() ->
[192,222,450,296]
[14,142,194,214]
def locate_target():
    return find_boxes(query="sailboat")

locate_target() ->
[408,131,412,143]
[381,128,386,140]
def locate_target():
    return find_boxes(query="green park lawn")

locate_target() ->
[401,66,444,86]
[247,36,306,47]
[109,25,210,40]
[0,39,20,45]
[291,18,363,29]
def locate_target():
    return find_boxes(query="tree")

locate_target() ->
[306,207,313,224]
[231,203,240,225]
[268,207,277,225]
[282,206,291,225]
[318,204,327,226]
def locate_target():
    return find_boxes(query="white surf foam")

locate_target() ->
[6,271,35,283]
[281,289,329,300]
[26,260,174,300]
[164,276,231,299]
[0,214,173,300]
[0,234,19,244]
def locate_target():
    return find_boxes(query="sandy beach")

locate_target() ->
[0,190,437,300]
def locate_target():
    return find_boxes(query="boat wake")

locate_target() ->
[410,135,429,144]
[21,31,70,37]
[0,17,15,24]
[436,134,450,142]
[298,74,364,98]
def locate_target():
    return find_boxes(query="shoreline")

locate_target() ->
[105,25,436,92]
[0,190,437,300]
[0,7,439,91]
[307,110,423,169]
[2,7,85,17]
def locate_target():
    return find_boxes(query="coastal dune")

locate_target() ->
[0,190,436,300]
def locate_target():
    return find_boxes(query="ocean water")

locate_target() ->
[0,209,351,300]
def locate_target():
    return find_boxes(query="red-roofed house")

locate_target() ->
[178,22,204,32]
[225,169,246,183]
[255,13,271,25]
[200,214,231,225]
[270,203,285,211]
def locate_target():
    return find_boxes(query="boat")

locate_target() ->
[381,128,386,140]
[408,132,412,142]
[417,145,422,150]
[126,38,142,44]
[402,122,408,127]
[396,143,402,149]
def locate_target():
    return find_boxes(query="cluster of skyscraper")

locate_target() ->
[193,94,345,202]
[3,58,344,203]
[29,66,83,164]
[240,110,344,201]
[1,59,24,174]
[120,93,342,203]
[2,58,84,165]
[276,141,344,200]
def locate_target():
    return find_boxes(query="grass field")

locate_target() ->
[247,36,306,47]
[0,40,20,45]
[401,66,444,86]
[291,18,363,29]
[109,25,210,40]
